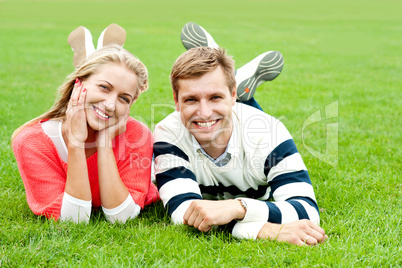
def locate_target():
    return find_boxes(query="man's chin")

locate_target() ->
[190,131,213,143]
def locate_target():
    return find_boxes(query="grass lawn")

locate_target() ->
[1,0,401,266]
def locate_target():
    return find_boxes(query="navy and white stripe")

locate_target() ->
[154,142,202,219]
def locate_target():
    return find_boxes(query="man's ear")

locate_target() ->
[231,86,237,106]
[173,91,180,111]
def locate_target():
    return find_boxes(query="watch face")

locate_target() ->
[240,199,247,210]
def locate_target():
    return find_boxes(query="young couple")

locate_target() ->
[12,23,327,246]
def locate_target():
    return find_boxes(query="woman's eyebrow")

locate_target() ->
[122,92,133,99]
[100,80,133,99]
[100,80,113,87]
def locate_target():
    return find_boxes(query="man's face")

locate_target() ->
[174,66,236,156]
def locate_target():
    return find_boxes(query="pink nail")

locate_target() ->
[75,78,79,84]
[83,88,86,92]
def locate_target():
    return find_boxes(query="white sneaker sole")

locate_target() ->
[68,26,95,68]
[236,51,284,101]
[181,22,219,50]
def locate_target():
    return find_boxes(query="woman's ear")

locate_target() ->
[68,26,95,68]
[97,24,126,50]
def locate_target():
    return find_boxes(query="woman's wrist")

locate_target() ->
[68,138,86,150]
[96,132,114,149]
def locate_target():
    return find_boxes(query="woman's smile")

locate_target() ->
[93,105,112,120]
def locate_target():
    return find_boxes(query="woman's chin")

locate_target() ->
[87,122,104,133]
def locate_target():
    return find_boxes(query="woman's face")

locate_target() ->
[82,63,137,132]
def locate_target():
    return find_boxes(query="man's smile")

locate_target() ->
[193,119,219,129]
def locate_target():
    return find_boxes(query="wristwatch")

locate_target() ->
[238,199,247,212]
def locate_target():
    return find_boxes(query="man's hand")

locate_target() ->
[258,219,328,246]
[183,199,246,232]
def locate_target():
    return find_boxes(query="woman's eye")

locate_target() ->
[120,96,130,104]
[100,85,109,91]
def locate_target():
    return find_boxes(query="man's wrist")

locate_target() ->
[238,199,247,211]
[236,199,247,220]
[233,221,267,240]
[234,198,269,223]
[257,222,282,240]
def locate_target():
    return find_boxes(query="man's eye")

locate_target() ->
[185,99,195,102]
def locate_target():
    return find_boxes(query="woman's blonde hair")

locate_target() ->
[11,44,148,141]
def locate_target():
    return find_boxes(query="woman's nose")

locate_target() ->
[105,100,116,112]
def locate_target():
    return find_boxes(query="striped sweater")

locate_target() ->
[154,102,320,239]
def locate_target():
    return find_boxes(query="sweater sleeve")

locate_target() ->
[12,123,67,220]
[102,194,141,223]
[231,121,320,239]
[115,118,159,209]
[261,122,320,225]
[153,118,203,223]
[60,192,92,223]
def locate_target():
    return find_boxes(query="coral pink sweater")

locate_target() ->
[12,117,159,220]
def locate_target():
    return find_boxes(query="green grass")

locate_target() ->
[1,0,401,266]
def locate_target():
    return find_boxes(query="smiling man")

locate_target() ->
[173,65,235,159]
[153,47,327,246]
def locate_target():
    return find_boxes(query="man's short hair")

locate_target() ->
[170,47,236,98]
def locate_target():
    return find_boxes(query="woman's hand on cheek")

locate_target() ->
[66,79,88,148]
[96,108,129,148]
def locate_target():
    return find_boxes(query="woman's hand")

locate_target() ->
[66,79,88,148]
[96,108,130,148]
[64,78,92,202]
[96,107,131,209]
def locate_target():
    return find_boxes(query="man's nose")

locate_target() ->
[197,99,213,119]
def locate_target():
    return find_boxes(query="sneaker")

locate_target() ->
[97,23,126,49]
[181,22,219,50]
[236,51,284,101]
[68,26,95,68]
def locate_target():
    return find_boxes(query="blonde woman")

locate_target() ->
[12,25,159,223]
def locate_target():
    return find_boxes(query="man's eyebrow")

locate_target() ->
[180,93,198,99]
